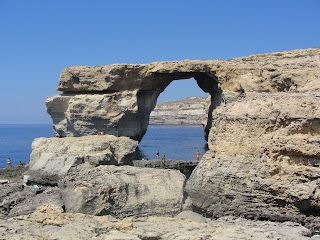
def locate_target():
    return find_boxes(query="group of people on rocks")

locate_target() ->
[5,158,28,168]
[155,150,201,164]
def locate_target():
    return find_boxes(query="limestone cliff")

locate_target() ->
[149,97,207,125]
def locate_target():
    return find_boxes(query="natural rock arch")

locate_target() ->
[29,48,320,225]
[46,48,319,143]
[46,62,222,142]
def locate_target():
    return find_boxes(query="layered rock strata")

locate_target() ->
[186,92,320,222]
[149,96,207,125]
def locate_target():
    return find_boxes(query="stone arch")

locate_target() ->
[136,72,221,141]
[46,63,223,142]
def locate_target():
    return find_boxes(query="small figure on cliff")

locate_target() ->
[17,161,22,167]
[162,155,166,166]
[196,150,200,160]
[156,150,159,160]
[6,158,11,167]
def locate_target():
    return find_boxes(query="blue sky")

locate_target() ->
[0,0,319,123]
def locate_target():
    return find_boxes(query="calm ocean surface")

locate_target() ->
[0,124,208,168]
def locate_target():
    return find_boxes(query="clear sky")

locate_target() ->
[0,0,319,124]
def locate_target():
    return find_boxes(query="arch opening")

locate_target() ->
[134,75,220,164]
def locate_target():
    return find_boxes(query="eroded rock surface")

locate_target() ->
[0,206,310,240]
[21,47,320,231]
[186,92,320,222]
[26,135,138,185]
[2,165,185,220]
[61,165,186,218]
[46,91,157,141]
[48,48,320,141]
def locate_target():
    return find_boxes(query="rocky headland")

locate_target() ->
[1,47,320,239]
[149,96,207,125]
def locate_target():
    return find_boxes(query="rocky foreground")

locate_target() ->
[0,167,314,239]
[1,164,316,239]
[1,47,320,239]
[0,206,310,239]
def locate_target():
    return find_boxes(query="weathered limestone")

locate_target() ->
[0,206,310,239]
[186,92,320,222]
[0,183,63,218]
[47,48,320,141]
[46,91,158,141]
[31,47,320,226]
[149,96,207,125]
[27,135,138,184]
[2,165,185,220]
[209,92,320,157]
[61,165,186,218]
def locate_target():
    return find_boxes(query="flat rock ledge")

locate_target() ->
[0,206,310,240]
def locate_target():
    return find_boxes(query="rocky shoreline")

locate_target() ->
[0,166,314,239]
[1,47,320,239]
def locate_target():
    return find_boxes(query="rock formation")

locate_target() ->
[27,135,137,182]
[0,206,310,239]
[2,166,186,219]
[61,165,186,218]
[186,92,320,222]
[16,47,320,236]
[47,48,320,142]
[149,96,207,125]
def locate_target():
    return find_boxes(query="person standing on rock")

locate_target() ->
[196,150,200,160]
[6,158,11,167]
[162,155,166,166]
[156,150,159,160]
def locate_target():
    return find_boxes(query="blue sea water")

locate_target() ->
[135,125,208,161]
[0,124,53,168]
[0,124,208,168]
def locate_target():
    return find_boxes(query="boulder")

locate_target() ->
[186,92,320,222]
[61,165,186,218]
[26,135,138,184]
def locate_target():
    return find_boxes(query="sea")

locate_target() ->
[0,124,208,169]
